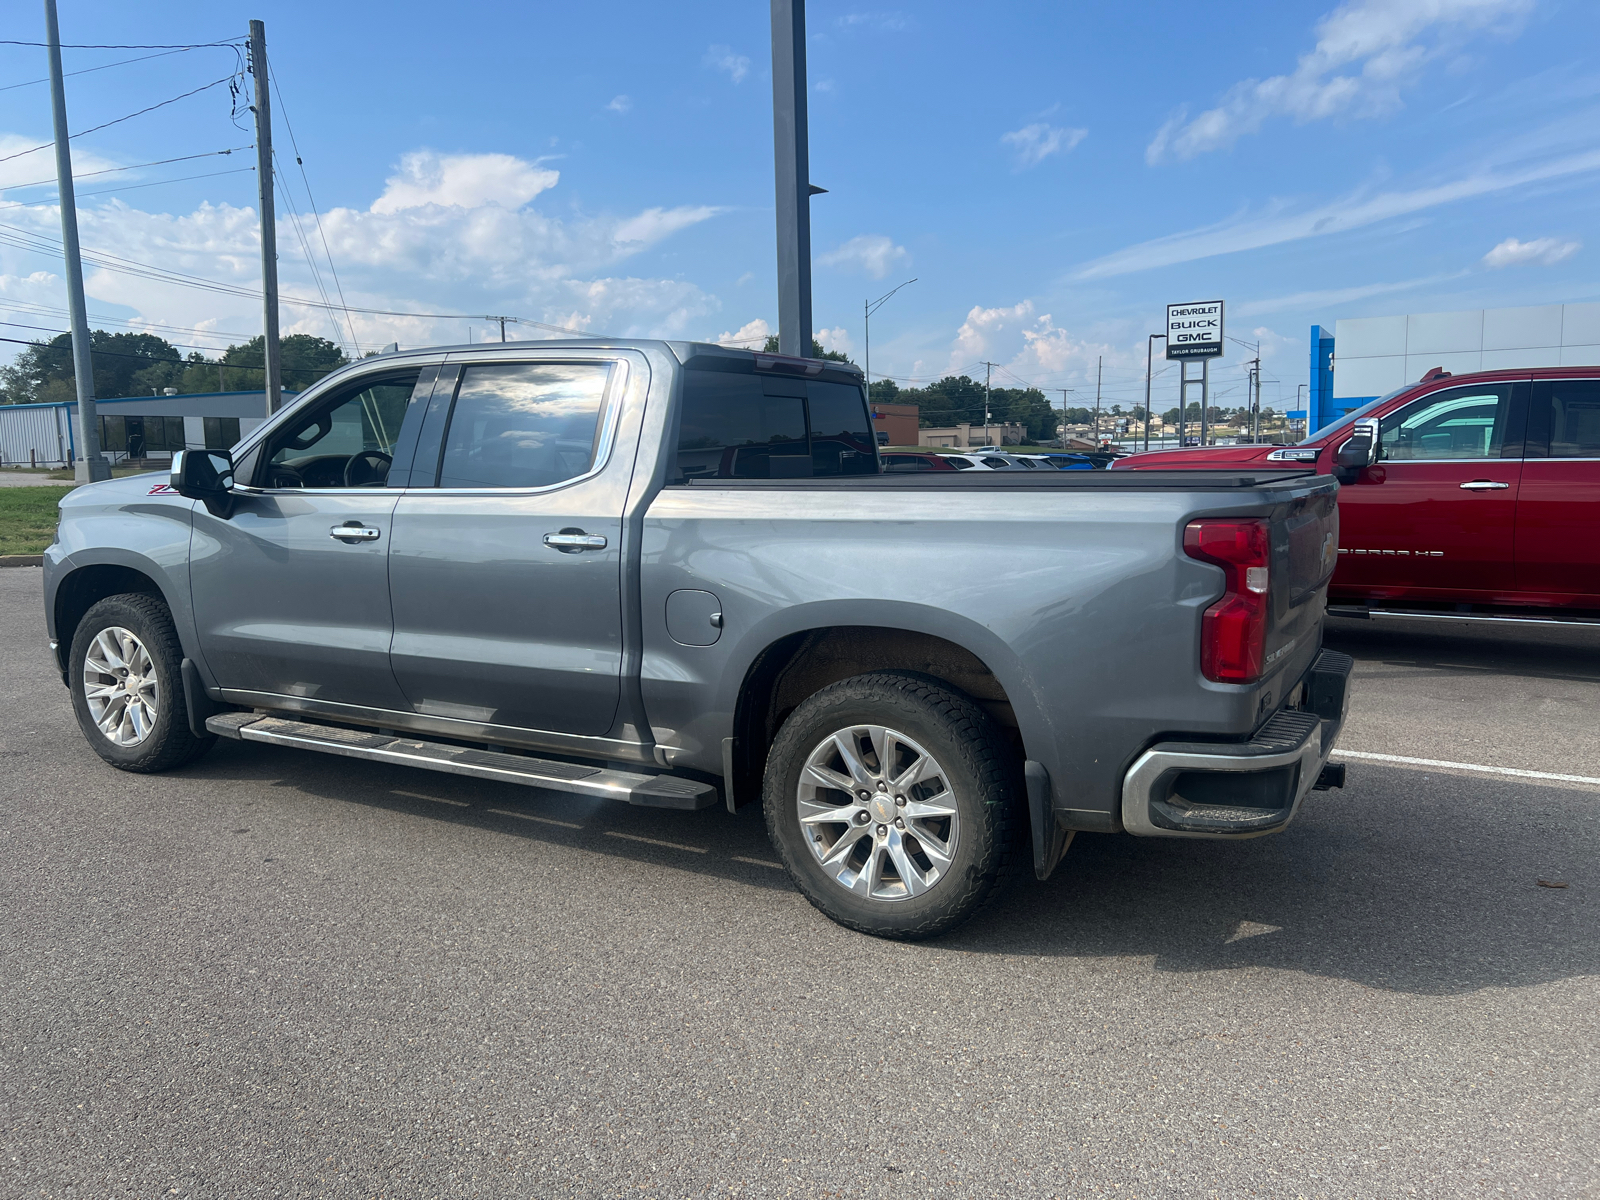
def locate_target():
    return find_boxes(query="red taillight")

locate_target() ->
[1184,518,1270,683]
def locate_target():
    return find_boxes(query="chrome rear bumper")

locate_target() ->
[1121,649,1353,839]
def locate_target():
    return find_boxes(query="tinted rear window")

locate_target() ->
[676,369,878,480]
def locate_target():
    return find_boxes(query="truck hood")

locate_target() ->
[1111,445,1296,470]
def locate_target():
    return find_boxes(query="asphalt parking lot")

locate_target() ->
[1,567,1595,1198]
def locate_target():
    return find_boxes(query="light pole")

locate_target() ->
[1296,383,1307,440]
[1144,333,1166,452]
[864,277,916,399]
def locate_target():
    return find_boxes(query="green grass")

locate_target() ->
[0,487,67,556]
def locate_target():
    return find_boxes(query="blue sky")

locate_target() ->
[2,0,1598,413]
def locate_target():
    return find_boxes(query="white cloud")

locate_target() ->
[605,95,632,115]
[1001,123,1087,168]
[0,134,121,194]
[1075,144,1600,279]
[1482,235,1581,267]
[815,326,854,358]
[0,143,727,363]
[1147,0,1534,163]
[836,12,910,32]
[818,234,909,279]
[947,300,1033,371]
[714,318,771,347]
[704,45,751,84]
[1232,272,1466,316]
[612,206,724,247]
[370,150,559,213]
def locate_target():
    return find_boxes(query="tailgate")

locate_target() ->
[1266,483,1338,679]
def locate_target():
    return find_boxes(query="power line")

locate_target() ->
[0,39,243,49]
[0,166,254,211]
[2,145,252,191]
[0,74,241,165]
[0,46,200,93]
[0,219,599,336]
[269,70,359,355]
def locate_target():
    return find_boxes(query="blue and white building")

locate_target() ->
[0,391,282,467]
[1305,302,1600,433]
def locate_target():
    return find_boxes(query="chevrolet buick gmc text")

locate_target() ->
[44,339,1353,937]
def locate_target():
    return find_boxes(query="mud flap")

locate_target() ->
[1025,760,1075,882]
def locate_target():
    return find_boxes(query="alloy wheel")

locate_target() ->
[796,724,960,902]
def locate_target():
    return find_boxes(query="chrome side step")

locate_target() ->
[1328,606,1600,628]
[206,713,718,810]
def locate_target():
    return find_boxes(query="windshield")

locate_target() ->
[1303,387,1410,444]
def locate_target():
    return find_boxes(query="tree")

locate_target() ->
[1,329,348,403]
[761,335,853,364]
[868,378,900,406]
[1,330,183,404]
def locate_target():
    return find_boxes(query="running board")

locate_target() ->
[205,713,718,810]
[1328,606,1600,628]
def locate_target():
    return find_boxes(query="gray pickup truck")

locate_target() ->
[43,339,1351,938]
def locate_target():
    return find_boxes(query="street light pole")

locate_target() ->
[771,0,823,358]
[864,277,916,400]
[44,0,110,482]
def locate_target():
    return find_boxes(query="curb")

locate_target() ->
[0,555,44,568]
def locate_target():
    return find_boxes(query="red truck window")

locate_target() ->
[1377,385,1513,461]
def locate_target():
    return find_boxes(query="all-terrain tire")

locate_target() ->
[763,671,1024,939]
[68,593,215,773]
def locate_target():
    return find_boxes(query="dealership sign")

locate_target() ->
[1166,300,1224,359]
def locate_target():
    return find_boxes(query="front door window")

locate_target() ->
[259,374,420,489]
[1378,385,1513,461]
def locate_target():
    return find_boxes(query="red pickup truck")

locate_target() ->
[1113,367,1600,614]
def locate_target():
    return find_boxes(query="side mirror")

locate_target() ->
[1333,418,1378,482]
[172,449,236,516]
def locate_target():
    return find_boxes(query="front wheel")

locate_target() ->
[68,593,215,773]
[763,672,1023,939]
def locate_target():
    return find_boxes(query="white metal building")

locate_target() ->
[1332,302,1600,409]
[0,391,279,467]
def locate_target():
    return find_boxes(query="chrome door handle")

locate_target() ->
[543,531,608,551]
[330,524,381,542]
[1459,480,1510,491]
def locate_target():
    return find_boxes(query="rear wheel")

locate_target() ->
[68,593,215,773]
[764,672,1022,939]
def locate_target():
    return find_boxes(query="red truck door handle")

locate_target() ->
[1459,480,1510,491]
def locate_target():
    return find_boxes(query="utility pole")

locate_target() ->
[1251,341,1261,443]
[1093,356,1103,447]
[1051,389,1070,448]
[981,361,997,446]
[45,0,110,483]
[248,19,282,414]
[771,0,824,358]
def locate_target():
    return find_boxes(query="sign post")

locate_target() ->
[1166,300,1224,447]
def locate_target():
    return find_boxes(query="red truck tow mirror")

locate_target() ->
[1333,418,1378,482]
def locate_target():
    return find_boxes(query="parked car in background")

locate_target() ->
[881,452,959,473]
[44,338,1350,940]
[1112,366,1600,616]
[1039,453,1096,470]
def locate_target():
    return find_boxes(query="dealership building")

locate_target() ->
[1306,300,1600,432]
[0,391,280,468]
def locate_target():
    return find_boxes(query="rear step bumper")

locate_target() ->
[1120,649,1353,839]
[206,713,718,810]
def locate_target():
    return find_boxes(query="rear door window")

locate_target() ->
[436,362,614,490]
[676,368,877,480]
[1533,380,1600,458]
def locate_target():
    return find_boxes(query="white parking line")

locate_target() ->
[1341,750,1600,786]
